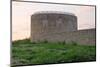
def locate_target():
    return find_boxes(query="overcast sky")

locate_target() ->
[12,1,95,40]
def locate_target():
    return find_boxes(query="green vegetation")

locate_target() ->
[12,39,96,66]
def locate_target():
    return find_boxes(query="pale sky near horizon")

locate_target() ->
[12,1,95,41]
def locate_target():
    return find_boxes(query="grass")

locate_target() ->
[12,39,96,66]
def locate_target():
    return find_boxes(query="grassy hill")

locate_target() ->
[12,39,96,66]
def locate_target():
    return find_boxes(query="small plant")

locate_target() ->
[32,41,36,44]
[44,40,48,43]
[62,40,66,45]
[42,40,48,43]
[57,41,66,45]
[71,41,78,46]
[58,41,62,44]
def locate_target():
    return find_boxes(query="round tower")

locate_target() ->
[31,11,77,42]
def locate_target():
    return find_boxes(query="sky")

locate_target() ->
[12,1,95,41]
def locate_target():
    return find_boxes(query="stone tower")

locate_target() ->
[31,11,77,42]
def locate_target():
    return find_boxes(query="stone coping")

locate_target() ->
[32,11,76,16]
